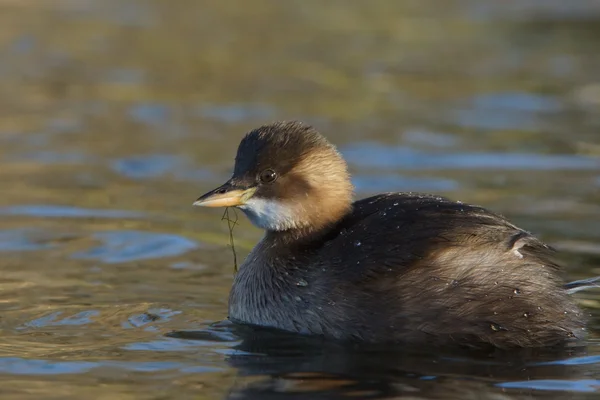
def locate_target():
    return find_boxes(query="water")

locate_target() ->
[0,0,599,398]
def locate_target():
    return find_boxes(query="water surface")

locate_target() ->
[1,0,600,398]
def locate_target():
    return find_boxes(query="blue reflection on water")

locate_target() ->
[530,355,600,366]
[129,103,171,128]
[472,92,562,112]
[402,129,459,148]
[104,68,145,85]
[453,109,541,130]
[0,229,55,252]
[124,338,216,351]
[111,154,214,181]
[195,103,276,123]
[342,143,600,170]
[352,174,459,193]
[452,91,564,130]
[25,311,100,328]
[0,358,97,375]
[0,205,145,219]
[72,230,199,263]
[10,35,36,54]
[8,151,90,165]
[0,358,220,375]
[498,379,600,393]
[112,154,181,179]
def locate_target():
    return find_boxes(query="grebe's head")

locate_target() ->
[194,121,353,232]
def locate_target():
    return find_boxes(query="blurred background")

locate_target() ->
[1,0,600,399]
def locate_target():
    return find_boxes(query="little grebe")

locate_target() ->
[194,121,599,349]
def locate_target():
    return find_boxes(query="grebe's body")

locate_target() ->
[195,121,595,348]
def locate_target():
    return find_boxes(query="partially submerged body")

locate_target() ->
[195,121,595,349]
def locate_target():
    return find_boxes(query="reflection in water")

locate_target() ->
[72,230,199,263]
[129,103,170,127]
[342,144,600,170]
[470,92,562,113]
[0,358,222,375]
[0,229,57,252]
[171,322,600,399]
[0,205,146,219]
[25,310,100,327]
[112,154,184,179]
[195,103,277,124]
[352,174,459,194]
[451,92,564,131]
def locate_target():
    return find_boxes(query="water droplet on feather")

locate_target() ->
[296,279,308,287]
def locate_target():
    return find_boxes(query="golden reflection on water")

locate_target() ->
[0,0,600,398]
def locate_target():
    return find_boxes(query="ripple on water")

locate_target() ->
[24,311,100,328]
[195,102,276,123]
[123,338,214,352]
[450,92,563,131]
[402,128,459,148]
[170,261,207,270]
[111,154,213,182]
[8,151,91,165]
[0,205,146,219]
[111,154,182,179]
[0,358,219,375]
[10,34,35,54]
[530,354,600,366]
[0,358,97,375]
[468,1,600,21]
[72,230,199,263]
[126,323,243,351]
[0,229,56,252]
[472,92,563,113]
[342,143,600,171]
[125,308,182,329]
[129,103,171,128]
[103,68,145,85]
[352,174,459,194]
[497,379,600,393]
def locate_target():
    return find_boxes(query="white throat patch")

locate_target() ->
[239,198,301,231]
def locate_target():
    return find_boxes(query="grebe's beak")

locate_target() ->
[193,181,257,208]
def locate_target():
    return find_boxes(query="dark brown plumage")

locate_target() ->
[194,121,595,349]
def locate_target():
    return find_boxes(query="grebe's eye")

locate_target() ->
[259,169,277,183]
